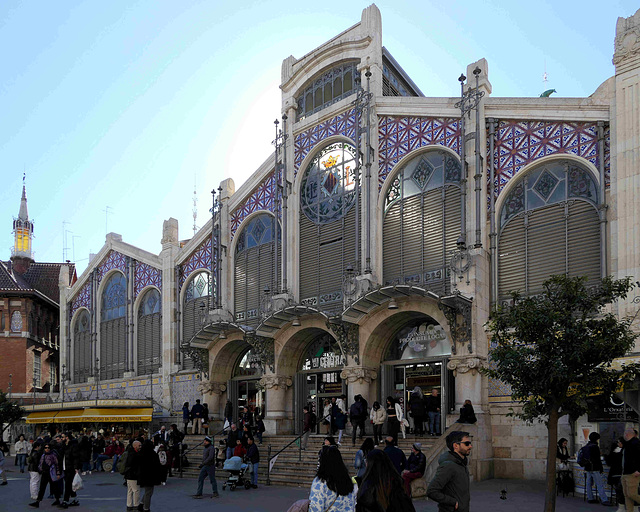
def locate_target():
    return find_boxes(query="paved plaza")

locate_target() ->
[0,458,607,512]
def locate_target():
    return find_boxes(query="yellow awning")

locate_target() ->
[25,411,60,424]
[80,408,153,422]
[54,409,85,423]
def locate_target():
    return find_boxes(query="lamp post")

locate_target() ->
[61,364,67,406]
[32,375,37,411]
[94,357,100,406]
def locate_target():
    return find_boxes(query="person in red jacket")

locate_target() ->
[105,439,125,473]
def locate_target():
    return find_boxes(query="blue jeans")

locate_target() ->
[428,411,441,435]
[94,454,108,471]
[251,463,258,486]
[586,471,608,502]
[16,453,27,472]
[196,465,217,495]
[110,454,120,472]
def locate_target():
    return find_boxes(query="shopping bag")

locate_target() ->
[223,419,230,430]
[72,472,84,492]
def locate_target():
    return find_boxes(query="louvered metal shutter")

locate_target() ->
[383,202,403,284]
[138,312,161,376]
[402,195,423,283]
[567,201,600,285]
[498,216,526,301]
[527,204,567,295]
[234,252,248,322]
[182,297,209,370]
[73,329,92,383]
[100,318,126,380]
[299,218,320,305]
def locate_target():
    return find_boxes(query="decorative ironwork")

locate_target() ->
[533,169,559,201]
[179,342,209,379]
[244,332,275,373]
[449,237,472,288]
[326,318,360,364]
[438,293,473,354]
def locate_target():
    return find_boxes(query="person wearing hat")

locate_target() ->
[402,442,427,497]
[192,436,219,499]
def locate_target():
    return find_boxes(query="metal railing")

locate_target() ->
[178,425,229,478]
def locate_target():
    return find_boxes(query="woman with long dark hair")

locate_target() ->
[309,446,357,512]
[356,449,415,512]
[30,443,63,507]
[354,438,375,479]
[385,397,401,445]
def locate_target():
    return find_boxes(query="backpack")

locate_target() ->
[577,444,592,470]
[117,450,129,475]
[158,450,167,466]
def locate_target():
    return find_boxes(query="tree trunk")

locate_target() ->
[544,405,560,512]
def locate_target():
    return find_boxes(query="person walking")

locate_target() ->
[168,424,183,477]
[385,397,402,445]
[370,402,386,446]
[309,446,357,512]
[59,432,82,508]
[78,434,92,475]
[356,449,415,512]
[427,431,472,512]
[182,402,190,434]
[302,406,316,451]
[226,423,240,459]
[408,388,425,436]
[191,400,205,435]
[334,407,347,446]
[202,403,210,434]
[138,440,162,512]
[246,437,260,489]
[124,440,142,512]
[156,444,169,485]
[621,428,640,512]
[402,443,426,497]
[349,395,367,446]
[354,438,374,480]
[583,432,611,505]
[425,388,441,436]
[0,440,8,486]
[15,434,30,473]
[193,436,218,499]
[29,443,62,508]
[322,399,332,435]
[28,441,43,501]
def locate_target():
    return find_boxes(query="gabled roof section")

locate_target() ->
[381,47,423,97]
[0,260,74,305]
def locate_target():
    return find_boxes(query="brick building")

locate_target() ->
[0,180,76,402]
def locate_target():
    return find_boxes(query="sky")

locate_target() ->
[1,0,637,276]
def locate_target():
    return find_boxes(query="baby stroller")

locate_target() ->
[221,456,252,491]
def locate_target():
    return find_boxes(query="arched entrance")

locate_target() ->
[228,348,266,421]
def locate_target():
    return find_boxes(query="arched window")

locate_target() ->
[498,160,600,302]
[100,272,127,380]
[299,142,359,315]
[235,213,280,327]
[182,271,210,370]
[73,310,92,383]
[137,288,162,375]
[295,62,359,121]
[382,150,462,294]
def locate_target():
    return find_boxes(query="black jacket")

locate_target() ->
[246,443,259,464]
[427,451,470,512]
[407,451,426,475]
[356,479,415,512]
[224,402,233,420]
[623,437,640,475]
[124,446,142,481]
[458,404,477,424]
[227,429,240,449]
[424,395,441,413]
[137,445,162,487]
[61,440,82,472]
[605,448,623,483]
[586,441,604,472]
[409,394,425,418]
[28,448,42,472]
[383,445,407,474]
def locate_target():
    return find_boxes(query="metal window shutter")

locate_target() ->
[424,190,445,279]
[234,252,248,321]
[442,187,462,295]
[74,329,92,383]
[137,312,162,375]
[498,216,526,300]
[526,204,566,295]
[299,216,319,302]
[101,318,126,380]
[401,195,423,281]
[383,202,403,284]
[182,298,208,370]
[567,201,600,284]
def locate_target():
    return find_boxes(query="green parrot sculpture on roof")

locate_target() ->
[540,89,557,97]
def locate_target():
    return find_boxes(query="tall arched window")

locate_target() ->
[100,272,127,380]
[235,213,280,327]
[182,271,210,370]
[137,288,162,375]
[498,160,600,302]
[299,141,359,315]
[382,150,462,294]
[73,310,92,383]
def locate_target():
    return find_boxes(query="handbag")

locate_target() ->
[50,467,63,482]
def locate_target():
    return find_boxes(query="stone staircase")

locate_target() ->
[177,432,439,488]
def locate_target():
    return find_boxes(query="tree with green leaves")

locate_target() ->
[0,390,25,434]
[484,275,640,512]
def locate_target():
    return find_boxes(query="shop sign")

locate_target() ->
[587,396,639,422]
[309,351,345,370]
[398,323,450,359]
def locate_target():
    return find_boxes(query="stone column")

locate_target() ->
[198,380,227,429]
[340,366,378,405]
[259,374,293,434]
[446,356,487,412]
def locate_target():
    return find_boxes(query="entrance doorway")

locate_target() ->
[228,349,265,424]
[302,370,346,433]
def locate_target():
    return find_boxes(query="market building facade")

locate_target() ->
[55,5,640,480]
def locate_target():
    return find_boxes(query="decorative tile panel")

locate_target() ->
[64,376,164,410]
[488,120,609,203]
[96,250,127,284]
[179,236,214,288]
[135,261,162,298]
[230,171,277,239]
[70,281,92,316]
[378,116,461,191]
[170,372,202,413]
[294,108,358,176]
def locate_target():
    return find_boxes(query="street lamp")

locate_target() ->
[94,357,100,406]
[61,364,67,406]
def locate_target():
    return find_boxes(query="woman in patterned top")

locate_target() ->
[309,446,357,512]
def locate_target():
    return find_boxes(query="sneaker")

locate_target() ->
[161,482,166,486]
[69,500,79,507]
[81,472,86,476]
[601,502,611,506]
[29,502,39,508]
[52,500,61,507]
[212,492,219,498]
[0,482,6,486]
[192,495,203,499]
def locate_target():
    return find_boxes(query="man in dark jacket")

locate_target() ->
[427,431,472,512]
[383,436,407,474]
[91,434,106,471]
[224,400,233,426]
[349,395,367,446]
[301,406,316,450]
[622,428,640,511]
[59,433,82,508]
[193,436,218,498]
[191,400,205,435]
[124,440,142,512]
[583,432,610,505]
[226,423,240,459]
[402,442,427,497]
[246,437,260,489]
[424,388,441,436]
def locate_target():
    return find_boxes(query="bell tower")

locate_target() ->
[11,174,34,274]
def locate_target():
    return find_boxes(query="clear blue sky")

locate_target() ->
[1,1,636,275]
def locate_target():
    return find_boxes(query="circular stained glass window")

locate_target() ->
[300,142,357,224]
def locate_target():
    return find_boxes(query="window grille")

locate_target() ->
[100,272,127,380]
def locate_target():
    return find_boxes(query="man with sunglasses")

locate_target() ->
[427,431,472,512]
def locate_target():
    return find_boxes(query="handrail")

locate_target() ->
[178,425,229,478]
[266,413,331,486]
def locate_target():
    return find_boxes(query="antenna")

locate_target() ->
[102,206,113,236]
[62,221,71,261]
[192,174,198,235]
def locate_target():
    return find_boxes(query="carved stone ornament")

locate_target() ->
[438,292,473,354]
[326,319,360,364]
[613,8,640,65]
[180,343,210,379]
[446,356,486,377]
[259,374,292,390]
[244,332,275,373]
[198,380,227,395]
[340,366,378,384]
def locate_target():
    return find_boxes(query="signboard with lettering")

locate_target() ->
[396,323,451,359]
